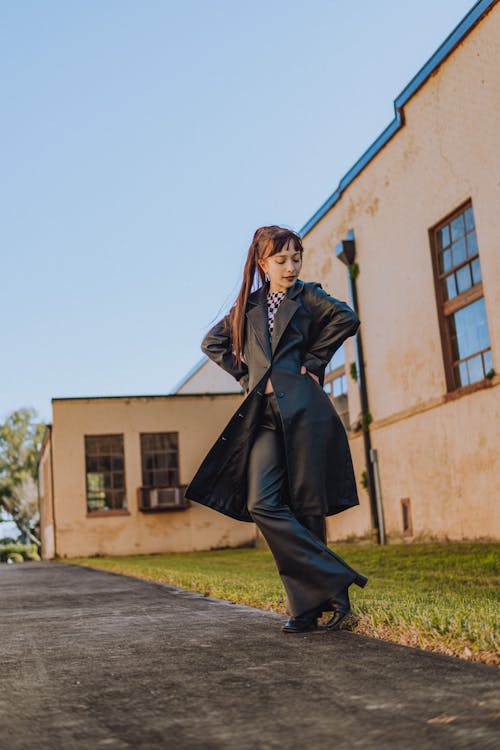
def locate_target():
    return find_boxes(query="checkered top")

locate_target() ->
[267,289,286,337]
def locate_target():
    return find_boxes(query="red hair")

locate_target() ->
[223,225,304,369]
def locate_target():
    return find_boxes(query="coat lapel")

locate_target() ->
[246,279,303,362]
[271,295,300,356]
[246,283,271,361]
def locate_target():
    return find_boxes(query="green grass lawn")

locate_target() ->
[63,542,499,665]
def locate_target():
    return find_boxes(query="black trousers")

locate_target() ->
[246,391,364,618]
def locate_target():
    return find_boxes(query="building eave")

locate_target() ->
[299,0,496,237]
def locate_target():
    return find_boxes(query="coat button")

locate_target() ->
[276,391,285,398]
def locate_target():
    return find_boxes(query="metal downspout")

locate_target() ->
[337,230,385,544]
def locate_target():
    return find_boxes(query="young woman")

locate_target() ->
[184,225,368,633]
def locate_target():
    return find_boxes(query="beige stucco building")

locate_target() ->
[298,0,499,542]
[38,0,500,558]
[38,360,255,560]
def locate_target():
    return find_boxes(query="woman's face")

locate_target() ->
[260,239,303,292]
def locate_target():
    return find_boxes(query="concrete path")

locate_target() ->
[1,562,498,750]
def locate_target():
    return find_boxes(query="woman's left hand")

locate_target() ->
[300,365,320,383]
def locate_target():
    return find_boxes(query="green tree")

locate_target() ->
[0,408,46,545]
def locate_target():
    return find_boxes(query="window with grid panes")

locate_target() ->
[431,201,493,390]
[85,435,126,512]
[140,432,179,488]
[323,345,351,429]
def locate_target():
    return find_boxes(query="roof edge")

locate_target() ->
[299,0,495,237]
[50,392,242,402]
[169,354,208,394]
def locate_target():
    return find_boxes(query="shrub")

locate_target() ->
[6,552,24,563]
[24,547,41,561]
[0,543,40,563]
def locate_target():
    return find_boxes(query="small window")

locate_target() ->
[140,432,179,488]
[323,346,351,429]
[430,201,493,390]
[85,434,126,512]
[138,432,188,512]
[401,498,413,537]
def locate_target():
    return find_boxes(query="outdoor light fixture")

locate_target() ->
[336,238,356,266]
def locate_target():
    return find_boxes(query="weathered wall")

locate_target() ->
[49,395,256,558]
[302,3,500,540]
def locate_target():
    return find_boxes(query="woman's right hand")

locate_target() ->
[300,365,320,383]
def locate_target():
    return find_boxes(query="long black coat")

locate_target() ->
[184,278,361,522]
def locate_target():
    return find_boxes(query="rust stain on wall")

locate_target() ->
[365,196,380,216]
[344,191,380,222]
[320,256,332,278]
[401,131,421,166]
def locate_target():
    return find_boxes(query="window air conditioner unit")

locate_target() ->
[149,487,185,507]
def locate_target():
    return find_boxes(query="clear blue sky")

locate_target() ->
[1,0,474,425]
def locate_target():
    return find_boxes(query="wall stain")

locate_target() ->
[320,256,332,278]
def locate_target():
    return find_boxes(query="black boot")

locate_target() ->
[281,605,323,633]
[325,587,352,630]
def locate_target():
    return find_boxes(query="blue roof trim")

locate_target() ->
[299,0,495,237]
[169,354,208,394]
